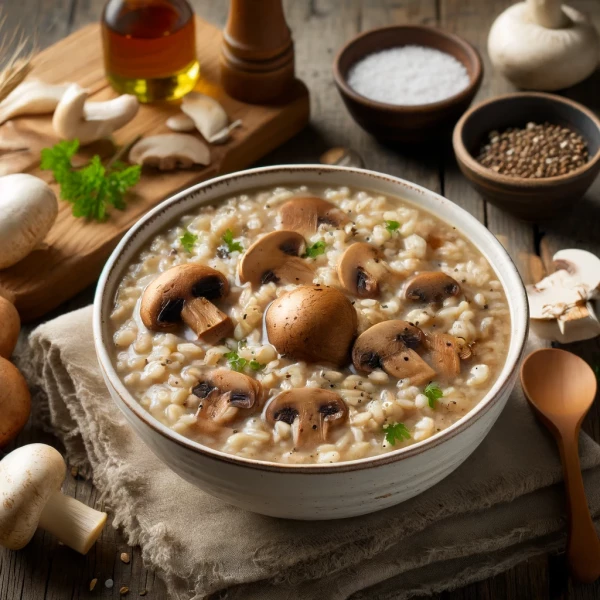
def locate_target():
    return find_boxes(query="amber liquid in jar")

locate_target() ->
[102,0,199,102]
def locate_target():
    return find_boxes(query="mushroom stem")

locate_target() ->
[38,491,107,555]
[181,297,233,343]
[527,0,568,29]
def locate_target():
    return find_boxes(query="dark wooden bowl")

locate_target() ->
[453,93,600,221]
[332,25,483,143]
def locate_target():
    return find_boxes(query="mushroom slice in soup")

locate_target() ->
[193,369,264,433]
[279,196,349,235]
[426,333,462,379]
[140,264,232,344]
[265,388,348,446]
[404,272,461,303]
[238,230,314,287]
[352,320,435,385]
[337,242,390,298]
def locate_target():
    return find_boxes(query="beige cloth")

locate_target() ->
[18,305,600,600]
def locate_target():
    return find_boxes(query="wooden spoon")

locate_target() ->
[521,348,600,583]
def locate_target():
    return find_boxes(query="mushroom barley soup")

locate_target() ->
[110,186,510,465]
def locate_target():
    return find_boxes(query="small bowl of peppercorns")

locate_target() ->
[452,92,600,221]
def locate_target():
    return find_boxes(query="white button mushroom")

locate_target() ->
[52,83,139,145]
[527,249,600,343]
[0,444,107,553]
[488,0,600,91]
[0,174,58,270]
[0,80,71,125]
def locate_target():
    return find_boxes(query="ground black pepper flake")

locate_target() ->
[477,121,588,178]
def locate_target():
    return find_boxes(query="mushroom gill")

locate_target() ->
[352,320,435,385]
[404,272,461,303]
[337,242,389,298]
[264,388,348,446]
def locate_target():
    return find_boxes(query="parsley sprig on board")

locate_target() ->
[41,139,141,221]
[383,422,411,445]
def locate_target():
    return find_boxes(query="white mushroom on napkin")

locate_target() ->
[527,249,600,343]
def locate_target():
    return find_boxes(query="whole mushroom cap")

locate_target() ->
[0,296,20,358]
[0,444,64,550]
[0,356,31,446]
[266,285,357,367]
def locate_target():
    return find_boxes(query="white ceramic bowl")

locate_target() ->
[94,165,528,520]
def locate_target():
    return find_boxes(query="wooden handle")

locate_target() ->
[557,430,600,582]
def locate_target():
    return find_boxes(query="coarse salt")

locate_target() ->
[347,45,470,106]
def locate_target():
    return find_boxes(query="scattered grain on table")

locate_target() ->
[70,466,78,478]
[89,578,97,591]
[120,586,129,596]
[139,591,147,597]
[120,551,130,563]
[105,578,114,589]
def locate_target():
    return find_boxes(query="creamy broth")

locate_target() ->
[110,185,510,464]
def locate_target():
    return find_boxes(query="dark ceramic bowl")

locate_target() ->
[453,93,600,221]
[333,25,483,142]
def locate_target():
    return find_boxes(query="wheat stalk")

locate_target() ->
[0,12,36,103]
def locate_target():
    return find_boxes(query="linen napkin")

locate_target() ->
[18,305,600,600]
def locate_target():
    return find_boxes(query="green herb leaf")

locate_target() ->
[222,229,243,253]
[303,240,327,258]
[225,351,248,372]
[180,230,198,253]
[40,139,141,221]
[424,382,443,408]
[385,220,400,233]
[383,422,411,446]
[249,359,264,372]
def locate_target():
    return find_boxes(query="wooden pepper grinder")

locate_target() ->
[220,0,295,104]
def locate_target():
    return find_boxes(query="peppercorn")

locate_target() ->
[476,122,588,179]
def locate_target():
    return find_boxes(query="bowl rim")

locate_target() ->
[93,164,528,474]
[332,24,483,112]
[452,91,600,187]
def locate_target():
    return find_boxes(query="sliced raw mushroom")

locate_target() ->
[265,388,348,447]
[266,285,357,367]
[140,264,233,344]
[0,80,70,125]
[337,242,388,298]
[319,147,364,168]
[166,113,196,132]
[0,443,107,553]
[404,272,461,303]
[426,333,462,379]
[527,249,600,343]
[181,92,239,144]
[52,84,139,145]
[238,230,314,287]
[192,368,263,433]
[129,134,210,170]
[279,196,350,236]
[352,320,435,385]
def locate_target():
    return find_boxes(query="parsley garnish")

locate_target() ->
[385,220,400,233]
[225,351,247,372]
[41,139,140,221]
[180,230,198,253]
[303,241,327,258]
[249,359,264,372]
[383,422,411,445]
[222,229,243,253]
[424,382,443,408]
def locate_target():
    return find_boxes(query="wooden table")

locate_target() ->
[1,1,600,598]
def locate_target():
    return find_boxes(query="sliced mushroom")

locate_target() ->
[266,285,357,367]
[52,84,139,145]
[352,320,435,385]
[140,264,232,344]
[527,249,600,343]
[128,134,210,170]
[238,230,314,287]
[425,333,461,379]
[404,272,461,303]
[279,196,350,236]
[337,242,388,298]
[265,388,348,446]
[192,369,263,433]
[181,92,233,143]
[166,113,196,132]
[0,80,70,125]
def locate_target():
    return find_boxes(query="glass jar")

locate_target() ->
[102,0,199,103]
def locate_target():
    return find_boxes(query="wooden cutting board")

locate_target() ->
[0,20,310,322]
